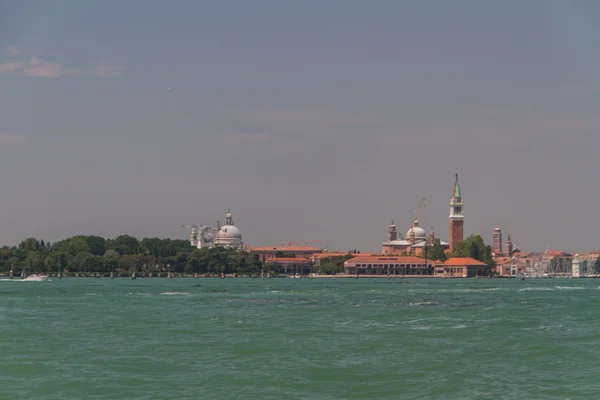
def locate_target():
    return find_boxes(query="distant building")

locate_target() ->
[449,174,464,253]
[266,257,313,275]
[571,251,599,277]
[491,229,520,258]
[495,257,527,277]
[492,228,503,255]
[214,210,244,250]
[381,220,449,255]
[311,252,374,267]
[249,245,322,264]
[443,257,489,278]
[344,255,442,276]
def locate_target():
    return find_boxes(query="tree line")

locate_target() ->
[0,235,262,276]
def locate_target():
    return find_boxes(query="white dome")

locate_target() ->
[407,220,427,240]
[216,224,242,240]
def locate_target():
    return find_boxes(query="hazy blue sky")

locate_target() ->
[1,1,599,252]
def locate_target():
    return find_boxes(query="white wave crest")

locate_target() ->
[159,292,191,295]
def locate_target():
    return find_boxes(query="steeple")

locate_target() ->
[449,173,464,253]
[449,174,464,220]
[452,173,461,200]
[388,219,397,241]
[225,209,233,225]
[506,234,513,258]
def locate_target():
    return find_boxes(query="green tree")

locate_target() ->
[595,256,600,273]
[44,251,69,274]
[86,236,106,256]
[107,235,140,255]
[54,236,90,256]
[19,238,39,251]
[320,256,345,275]
[453,235,495,266]
[425,239,447,261]
[25,251,44,272]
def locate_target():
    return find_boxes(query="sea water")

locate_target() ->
[1,278,599,399]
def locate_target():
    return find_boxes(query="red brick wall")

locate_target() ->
[449,219,464,253]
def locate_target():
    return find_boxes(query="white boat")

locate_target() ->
[289,273,301,278]
[22,274,49,281]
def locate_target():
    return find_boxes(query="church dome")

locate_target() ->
[216,224,242,240]
[407,220,427,240]
[214,210,244,250]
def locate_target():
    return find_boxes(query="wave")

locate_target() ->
[518,287,555,291]
[159,292,191,296]
[407,301,439,306]
[554,286,585,290]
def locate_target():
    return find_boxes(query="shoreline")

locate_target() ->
[1,273,589,279]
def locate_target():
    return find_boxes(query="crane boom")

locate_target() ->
[414,197,426,221]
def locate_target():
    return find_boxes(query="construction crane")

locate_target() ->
[414,197,426,222]
[280,240,329,249]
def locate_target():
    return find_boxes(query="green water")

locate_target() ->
[1,278,599,399]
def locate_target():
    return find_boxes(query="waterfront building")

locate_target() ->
[571,251,600,277]
[265,257,313,275]
[214,210,244,250]
[344,255,443,276]
[249,245,322,264]
[443,257,489,278]
[495,257,527,277]
[311,252,374,267]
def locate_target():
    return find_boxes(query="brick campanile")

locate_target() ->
[449,173,464,254]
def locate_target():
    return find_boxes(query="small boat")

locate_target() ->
[22,274,49,281]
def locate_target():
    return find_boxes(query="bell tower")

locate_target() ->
[388,219,397,241]
[449,173,464,253]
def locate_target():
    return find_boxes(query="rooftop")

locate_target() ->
[444,257,488,266]
[250,246,323,252]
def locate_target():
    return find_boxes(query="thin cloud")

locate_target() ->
[229,133,273,143]
[0,56,123,78]
[0,132,32,145]
[6,46,19,55]
[525,119,600,130]
[241,108,368,128]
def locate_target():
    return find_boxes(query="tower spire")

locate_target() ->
[449,174,464,253]
[452,173,461,199]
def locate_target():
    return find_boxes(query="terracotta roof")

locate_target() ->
[267,257,312,263]
[576,251,600,257]
[444,257,488,266]
[345,256,431,264]
[250,246,322,252]
[515,251,534,258]
[497,258,526,266]
[313,252,351,259]
[545,250,571,257]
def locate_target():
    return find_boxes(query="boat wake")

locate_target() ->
[159,292,191,296]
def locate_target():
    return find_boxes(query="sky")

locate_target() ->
[1,0,599,253]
